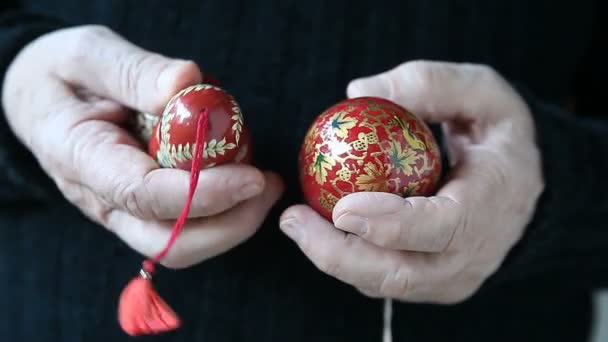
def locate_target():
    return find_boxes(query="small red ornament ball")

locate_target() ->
[299,97,442,220]
[148,84,251,170]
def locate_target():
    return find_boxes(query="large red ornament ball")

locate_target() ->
[299,97,442,220]
[148,84,251,170]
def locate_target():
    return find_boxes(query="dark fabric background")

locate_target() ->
[1,1,607,341]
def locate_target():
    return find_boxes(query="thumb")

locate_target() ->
[346,60,522,123]
[53,26,202,114]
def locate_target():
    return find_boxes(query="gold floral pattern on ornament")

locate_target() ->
[298,96,442,220]
[156,85,241,168]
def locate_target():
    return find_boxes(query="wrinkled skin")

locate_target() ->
[280,61,544,304]
[2,25,284,268]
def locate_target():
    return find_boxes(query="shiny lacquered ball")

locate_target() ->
[299,97,442,220]
[148,84,251,170]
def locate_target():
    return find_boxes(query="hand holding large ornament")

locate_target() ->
[299,97,442,220]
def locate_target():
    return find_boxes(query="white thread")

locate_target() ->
[383,298,393,342]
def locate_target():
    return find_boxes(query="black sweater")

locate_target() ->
[1,1,607,341]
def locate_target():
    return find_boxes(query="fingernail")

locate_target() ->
[280,217,302,242]
[334,213,368,236]
[233,183,262,202]
[157,61,187,91]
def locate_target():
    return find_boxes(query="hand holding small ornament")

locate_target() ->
[1,25,283,336]
[280,61,544,304]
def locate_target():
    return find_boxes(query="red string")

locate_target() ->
[118,109,209,336]
[143,108,209,273]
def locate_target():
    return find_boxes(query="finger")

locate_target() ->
[131,164,268,219]
[437,144,534,236]
[28,76,265,222]
[2,66,129,147]
[280,205,431,299]
[66,125,267,219]
[53,26,202,114]
[109,171,284,269]
[42,95,266,220]
[332,192,462,252]
[346,60,528,123]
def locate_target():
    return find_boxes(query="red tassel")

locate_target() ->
[118,109,209,336]
[118,269,180,336]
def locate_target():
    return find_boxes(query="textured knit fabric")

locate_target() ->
[0,1,607,341]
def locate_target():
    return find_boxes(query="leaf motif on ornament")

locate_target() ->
[230,100,244,145]
[157,105,177,168]
[192,84,222,92]
[157,144,176,168]
[203,137,236,159]
[182,85,196,96]
[309,152,336,185]
[160,110,174,144]
[328,110,358,138]
[174,143,194,163]
[157,142,193,168]
[387,140,418,176]
[355,162,389,192]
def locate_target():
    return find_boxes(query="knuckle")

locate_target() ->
[492,164,509,191]
[360,217,395,248]
[315,251,341,278]
[401,197,415,211]
[379,71,399,99]
[360,191,384,204]
[394,219,412,248]
[402,61,437,95]
[113,178,152,219]
[217,172,240,198]
[392,200,416,247]
[313,234,356,279]
[196,173,236,215]
[141,173,163,218]
[117,53,151,105]
[66,25,114,63]
[428,198,459,253]
[471,64,501,86]
[479,161,509,200]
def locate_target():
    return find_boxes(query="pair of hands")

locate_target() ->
[2,25,543,304]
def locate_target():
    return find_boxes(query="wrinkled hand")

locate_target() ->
[280,61,544,303]
[2,25,283,268]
